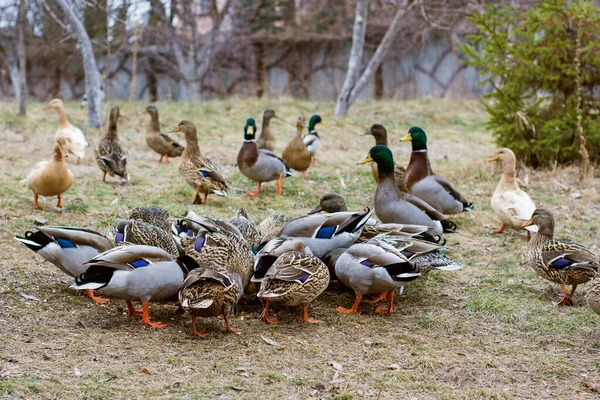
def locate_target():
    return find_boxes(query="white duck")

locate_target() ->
[46,99,88,163]
[488,148,536,235]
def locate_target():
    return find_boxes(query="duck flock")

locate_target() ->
[13,99,600,336]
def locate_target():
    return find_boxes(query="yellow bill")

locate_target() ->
[488,154,499,162]
[400,133,412,142]
[357,154,374,165]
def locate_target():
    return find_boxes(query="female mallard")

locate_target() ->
[14,226,113,304]
[108,219,182,258]
[228,208,261,250]
[257,109,281,151]
[258,213,291,242]
[258,250,330,324]
[400,126,472,214]
[172,121,228,204]
[357,146,456,236]
[129,205,172,233]
[524,208,599,305]
[143,105,184,164]
[363,124,406,192]
[586,278,600,316]
[46,98,88,164]
[334,241,421,314]
[95,106,128,182]
[26,137,74,209]
[72,245,199,328]
[488,148,536,235]
[278,208,374,258]
[237,118,292,196]
[282,117,312,178]
[302,114,324,165]
[253,238,312,282]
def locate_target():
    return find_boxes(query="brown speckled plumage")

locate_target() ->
[228,208,261,249]
[108,219,182,257]
[129,206,172,232]
[95,107,127,180]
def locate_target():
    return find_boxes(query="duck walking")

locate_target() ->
[525,208,599,305]
[143,105,184,164]
[95,106,128,182]
[46,98,88,164]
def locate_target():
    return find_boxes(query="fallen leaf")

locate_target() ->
[73,367,81,377]
[388,364,400,370]
[261,336,279,346]
[231,386,244,391]
[139,366,151,375]
[331,361,343,371]
[21,293,41,302]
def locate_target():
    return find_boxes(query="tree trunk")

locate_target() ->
[54,0,103,127]
[334,0,412,116]
[374,64,383,100]
[17,0,27,116]
[255,42,265,98]
[7,52,20,104]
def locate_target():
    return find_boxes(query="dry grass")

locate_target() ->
[1,99,599,400]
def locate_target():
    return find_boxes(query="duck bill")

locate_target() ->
[307,205,322,214]
[400,133,412,142]
[363,130,372,136]
[522,218,538,232]
[170,126,182,133]
[357,154,374,165]
[488,155,499,162]
[320,120,326,125]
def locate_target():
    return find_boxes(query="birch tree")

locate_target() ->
[17,0,26,115]
[53,0,103,127]
[335,0,414,116]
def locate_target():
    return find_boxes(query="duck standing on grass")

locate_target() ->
[95,106,128,182]
[257,109,281,151]
[172,120,228,204]
[46,98,88,164]
[488,148,536,236]
[143,105,184,164]
[363,124,406,192]
[26,137,74,209]
[282,117,312,178]
[400,126,472,214]
[237,118,292,197]
[524,208,599,305]
[302,114,324,165]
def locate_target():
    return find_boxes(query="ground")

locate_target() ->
[1,99,599,400]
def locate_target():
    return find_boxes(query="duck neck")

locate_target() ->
[184,133,202,157]
[499,157,518,189]
[148,114,160,133]
[296,125,304,137]
[260,116,273,140]
[52,146,65,163]
[238,139,259,167]
[106,116,119,140]
[57,107,70,129]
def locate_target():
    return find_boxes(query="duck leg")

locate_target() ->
[102,172,107,182]
[301,170,307,179]
[223,312,243,334]
[203,192,209,205]
[192,185,202,204]
[365,291,389,304]
[260,300,278,324]
[158,155,164,164]
[298,304,320,324]
[165,155,169,164]
[140,302,166,328]
[491,224,506,233]
[56,194,63,208]
[248,182,262,197]
[190,315,209,337]
[76,157,81,165]
[125,300,143,315]
[276,174,283,195]
[86,289,109,305]
[376,290,395,314]
[34,194,41,209]
[336,295,362,314]
[557,284,575,306]
[311,155,318,166]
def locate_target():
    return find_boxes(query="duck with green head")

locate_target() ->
[400,126,472,214]
[363,124,406,192]
[302,114,324,165]
[237,118,292,196]
[357,145,456,236]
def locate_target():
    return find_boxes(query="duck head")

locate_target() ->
[357,145,395,175]
[401,126,427,151]
[523,208,554,235]
[363,124,388,146]
[309,193,348,214]
[308,114,324,133]
[244,118,257,141]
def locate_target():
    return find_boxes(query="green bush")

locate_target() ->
[459,0,600,167]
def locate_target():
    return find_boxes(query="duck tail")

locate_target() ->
[441,220,457,233]
[14,230,53,251]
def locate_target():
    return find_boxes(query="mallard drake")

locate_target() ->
[143,105,184,164]
[363,124,406,192]
[258,213,291,241]
[228,208,261,250]
[257,109,281,151]
[129,205,172,233]
[72,245,200,328]
[524,208,599,305]
[179,267,242,336]
[46,98,88,164]
[357,146,456,236]
[586,278,600,316]
[302,114,324,165]
[237,118,292,196]
[253,238,312,282]
[26,137,74,209]
[258,250,330,324]
[489,148,536,235]
[108,220,182,257]
[14,226,113,304]
[171,121,228,204]
[278,208,374,258]
[400,126,472,214]
[334,241,421,314]
[282,117,312,178]
[95,106,128,182]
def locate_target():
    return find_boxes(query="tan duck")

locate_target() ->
[586,278,600,316]
[488,148,536,235]
[237,118,292,196]
[256,109,281,151]
[172,121,228,204]
[95,106,128,182]
[26,137,74,209]
[282,117,312,178]
[358,146,456,236]
[46,98,88,164]
[143,105,184,164]
[525,208,599,305]
[363,124,406,192]
[400,126,472,214]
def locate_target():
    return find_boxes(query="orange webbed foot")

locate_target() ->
[335,306,359,315]
[298,317,320,324]
[86,289,109,304]
[365,291,389,304]
[143,320,166,328]
[375,306,392,314]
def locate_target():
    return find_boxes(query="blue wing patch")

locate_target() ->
[360,260,375,268]
[551,258,573,269]
[297,273,310,283]
[56,238,76,248]
[130,259,149,268]
[316,225,336,239]
[194,237,206,252]
[101,156,110,166]
[198,169,211,178]
[115,232,125,243]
